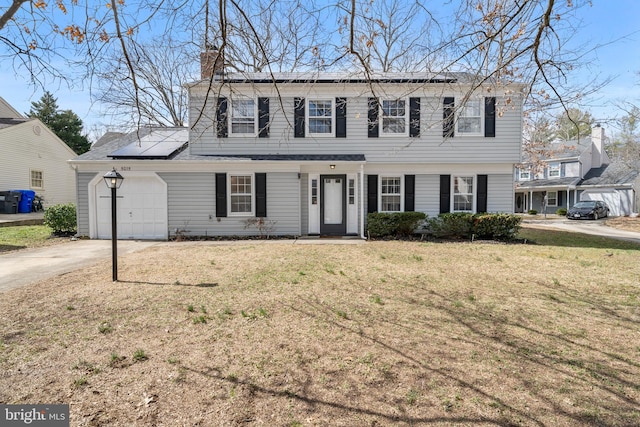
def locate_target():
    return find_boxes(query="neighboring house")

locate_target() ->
[0,96,77,207]
[70,52,524,240]
[515,126,639,216]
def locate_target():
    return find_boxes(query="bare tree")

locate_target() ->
[93,39,196,127]
[1,0,616,134]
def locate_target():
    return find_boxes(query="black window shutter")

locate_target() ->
[439,175,451,214]
[215,173,227,217]
[404,175,415,212]
[216,97,228,138]
[255,173,267,217]
[443,97,455,138]
[336,97,347,138]
[409,98,420,137]
[368,97,379,138]
[258,97,270,138]
[477,174,488,213]
[558,191,563,206]
[367,175,378,213]
[484,97,496,138]
[294,97,305,138]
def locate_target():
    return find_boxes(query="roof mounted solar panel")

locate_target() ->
[109,129,188,159]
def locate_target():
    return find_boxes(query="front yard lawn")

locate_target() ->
[1,238,638,426]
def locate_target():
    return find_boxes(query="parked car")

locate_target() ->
[567,201,609,220]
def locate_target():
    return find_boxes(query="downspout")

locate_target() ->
[360,163,365,239]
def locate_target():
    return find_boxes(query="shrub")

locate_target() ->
[556,208,567,216]
[426,213,473,239]
[366,212,426,238]
[43,203,77,236]
[527,209,538,215]
[472,213,522,240]
[424,213,521,241]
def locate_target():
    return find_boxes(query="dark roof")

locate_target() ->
[516,177,580,190]
[93,131,127,148]
[193,154,366,162]
[74,127,158,160]
[0,117,31,130]
[578,162,640,186]
[73,128,366,163]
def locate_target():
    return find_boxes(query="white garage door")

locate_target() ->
[581,190,621,216]
[95,174,168,240]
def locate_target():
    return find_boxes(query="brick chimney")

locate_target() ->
[200,47,223,80]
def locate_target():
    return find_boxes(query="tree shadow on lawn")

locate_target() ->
[118,280,218,288]
[403,286,640,426]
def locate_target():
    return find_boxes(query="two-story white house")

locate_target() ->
[515,126,639,216]
[70,53,524,240]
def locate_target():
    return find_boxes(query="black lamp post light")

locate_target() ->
[103,169,124,281]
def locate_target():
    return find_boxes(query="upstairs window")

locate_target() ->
[453,176,474,212]
[380,176,402,212]
[548,163,560,178]
[519,169,531,180]
[230,99,256,135]
[456,99,482,135]
[308,99,333,135]
[381,100,407,135]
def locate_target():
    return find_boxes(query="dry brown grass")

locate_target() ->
[1,240,639,426]
[605,216,640,233]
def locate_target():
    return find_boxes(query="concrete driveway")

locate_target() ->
[0,240,158,293]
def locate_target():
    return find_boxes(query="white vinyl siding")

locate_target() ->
[189,87,522,165]
[160,172,300,238]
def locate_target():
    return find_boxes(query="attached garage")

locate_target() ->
[90,172,168,240]
[580,188,635,217]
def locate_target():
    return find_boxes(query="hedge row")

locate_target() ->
[366,212,522,241]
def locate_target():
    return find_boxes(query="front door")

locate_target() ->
[320,175,346,235]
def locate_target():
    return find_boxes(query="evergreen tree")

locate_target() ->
[554,108,595,141]
[28,91,91,154]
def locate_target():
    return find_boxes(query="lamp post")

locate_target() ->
[103,169,124,281]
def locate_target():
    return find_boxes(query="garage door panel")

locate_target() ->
[95,175,167,240]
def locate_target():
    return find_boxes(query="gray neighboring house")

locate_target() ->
[69,52,525,240]
[515,126,639,216]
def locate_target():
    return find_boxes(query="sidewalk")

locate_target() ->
[0,239,158,293]
[0,212,44,227]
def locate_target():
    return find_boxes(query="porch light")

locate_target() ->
[330,164,336,169]
[103,169,125,281]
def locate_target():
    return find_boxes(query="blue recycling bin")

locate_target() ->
[12,190,35,213]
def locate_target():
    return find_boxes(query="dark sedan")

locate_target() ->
[566,201,609,220]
